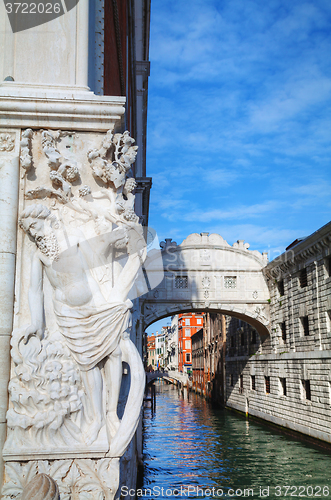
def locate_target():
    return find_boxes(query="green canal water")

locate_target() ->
[138,381,331,500]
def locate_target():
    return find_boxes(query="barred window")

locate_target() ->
[300,268,308,288]
[224,276,237,289]
[265,376,270,394]
[175,276,188,288]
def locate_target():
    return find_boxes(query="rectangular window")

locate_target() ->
[185,340,191,349]
[277,280,284,296]
[251,375,256,391]
[302,379,311,400]
[185,353,191,363]
[185,328,190,337]
[175,276,188,288]
[251,330,257,344]
[185,318,190,326]
[265,376,270,394]
[300,268,308,288]
[224,276,237,289]
[281,322,286,343]
[280,377,287,396]
[325,256,331,277]
[301,316,309,336]
[239,374,243,393]
[197,318,202,325]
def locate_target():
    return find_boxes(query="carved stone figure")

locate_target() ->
[4,129,149,461]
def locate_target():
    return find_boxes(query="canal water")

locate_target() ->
[139,381,331,499]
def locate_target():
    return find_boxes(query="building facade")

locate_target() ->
[178,313,204,374]
[225,221,331,444]
[147,335,156,370]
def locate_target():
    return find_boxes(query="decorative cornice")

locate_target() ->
[264,221,331,279]
[0,83,126,132]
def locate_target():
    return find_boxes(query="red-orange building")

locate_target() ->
[147,335,155,370]
[178,313,204,374]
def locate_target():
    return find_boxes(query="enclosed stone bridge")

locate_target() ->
[140,232,271,340]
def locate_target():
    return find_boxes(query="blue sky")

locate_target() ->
[146,0,331,265]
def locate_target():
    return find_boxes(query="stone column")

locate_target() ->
[0,130,20,489]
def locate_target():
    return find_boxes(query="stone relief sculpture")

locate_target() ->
[4,129,150,464]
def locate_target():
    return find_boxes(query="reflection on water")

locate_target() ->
[140,381,331,499]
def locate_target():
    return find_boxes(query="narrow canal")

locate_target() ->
[139,381,331,499]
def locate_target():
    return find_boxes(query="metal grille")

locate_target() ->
[265,376,270,394]
[175,276,188,288]
[300,268,308,288]
[224,276,237,289]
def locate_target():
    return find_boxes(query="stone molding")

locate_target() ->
[0,84,126,132]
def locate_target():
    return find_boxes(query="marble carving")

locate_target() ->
[4,129,147,462]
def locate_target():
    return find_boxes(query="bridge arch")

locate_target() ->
[140,232,271,340]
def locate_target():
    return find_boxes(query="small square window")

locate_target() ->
[302,379,311,400]
[277,280,284,296]
[301,316,309,336]
[280,377,287,396]
[197,318,202,325]
[300,268,308,288]
[265,376,270,394]
[251,375,256,391]
[175,276,188,288]
[185,353,191,363]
